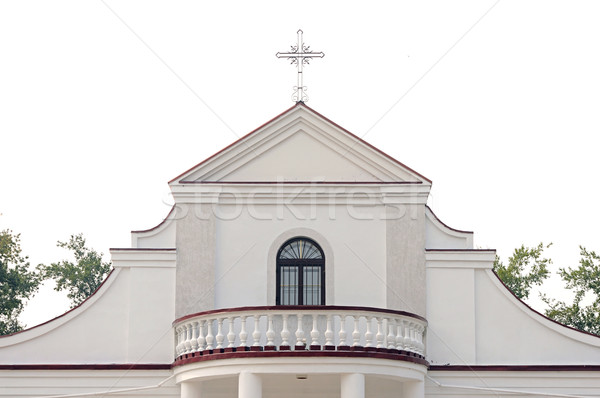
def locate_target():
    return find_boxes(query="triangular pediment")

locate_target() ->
[171,103,430,184]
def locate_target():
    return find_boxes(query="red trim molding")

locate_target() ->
[178,181,423,185]
[491,270,600,339]
[0,364,171,370]
[425,205,473,234]
[169,104,299,184]
[425,249,496,253]
[109,248,176,251]
[170,102,432,185]
[174,305,427,325]
[0,269,116,339]
[131,205,176,234]
[429,365,600,372]
[300,103,432,184]
[173,348,428,368]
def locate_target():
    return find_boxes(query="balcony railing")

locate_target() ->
[173,306,426,363]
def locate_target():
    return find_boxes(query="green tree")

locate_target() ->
[542,246,600,335]
[38,234,112,307]
[0,230,41,334]
[493,242,552,300]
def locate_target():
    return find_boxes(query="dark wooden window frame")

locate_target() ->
[276,237,325,306]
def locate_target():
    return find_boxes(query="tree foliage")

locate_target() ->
[493,242,552,300]
[542,246,600,335]
[0,230,41,335]
[38,234,112,307]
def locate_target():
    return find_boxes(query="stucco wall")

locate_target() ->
[175,204,216,317]
[386,204,426,316]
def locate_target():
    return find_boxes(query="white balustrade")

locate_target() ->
[174,307,427,359]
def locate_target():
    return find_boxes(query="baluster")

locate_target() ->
[412,324,419,353]
[339,315,348,347]
[365,316,374,347]
[410,323,417,352]
[387,318,396,349]
[175,327,183,355]
[281,313,290,347]
[403,321,411,352]
[310,313,320,347]
[352,315,361,346]
[215,318,225,350]
[227,317,236,348]
[295,313,305,348]
[184,324,192,353]
[415,324,421,354]
[396,319,404,351]
[266,314,275,347]
[197,320,206,351]
[420,325,426,355]
[205,319,215,351]
[376,317,384,349]
[416,325,424,355]
[190,321,199,352]
[181,326,188,354]
[252,314,261,347]
[325,314,334,347]
[179,325,186,354]
[239,316,248,348]
[409,323,416,353]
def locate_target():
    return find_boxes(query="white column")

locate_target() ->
[239,371,262,398]
[341,373,365,398]
[181,381,203,398]
[403,380,424,398]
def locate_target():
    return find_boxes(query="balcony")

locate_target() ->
[173,305,427,367]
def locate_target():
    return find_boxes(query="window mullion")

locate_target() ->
[298,264,304,305]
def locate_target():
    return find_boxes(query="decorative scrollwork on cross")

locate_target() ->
[276,30,324,103]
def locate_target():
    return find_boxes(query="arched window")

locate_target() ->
[276,237,325,305]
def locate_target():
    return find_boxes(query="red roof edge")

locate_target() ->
[429,365,600,371]
[492,270,600,339]
[425,205,473,234]
[0,269,115,338]
[169,102,432,184]
[299,103,432,184]
[131,205,176,234]
[168,103,300,184]
[0,363,172,370]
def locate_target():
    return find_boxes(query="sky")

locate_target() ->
[1,1,599,328]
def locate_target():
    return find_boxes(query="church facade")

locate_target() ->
[1,103,600,397]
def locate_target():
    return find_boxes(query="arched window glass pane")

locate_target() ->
[280,266,298,305]
[277,238,325,306]
[279,239,323,260]
[303,266,321,305]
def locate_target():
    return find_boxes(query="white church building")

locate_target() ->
[1,103,600,397]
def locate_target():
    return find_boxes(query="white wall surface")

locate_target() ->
[0,250,176,365]
[424,207,473,250]
[214,204,388,309]
[132,208,177,248]
[0,369,178,397]
[426,251,600,366]
[426,370,600,397]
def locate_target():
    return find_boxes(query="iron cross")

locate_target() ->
[276,30,324,103]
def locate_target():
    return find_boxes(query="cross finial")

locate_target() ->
[276,29,324,103]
